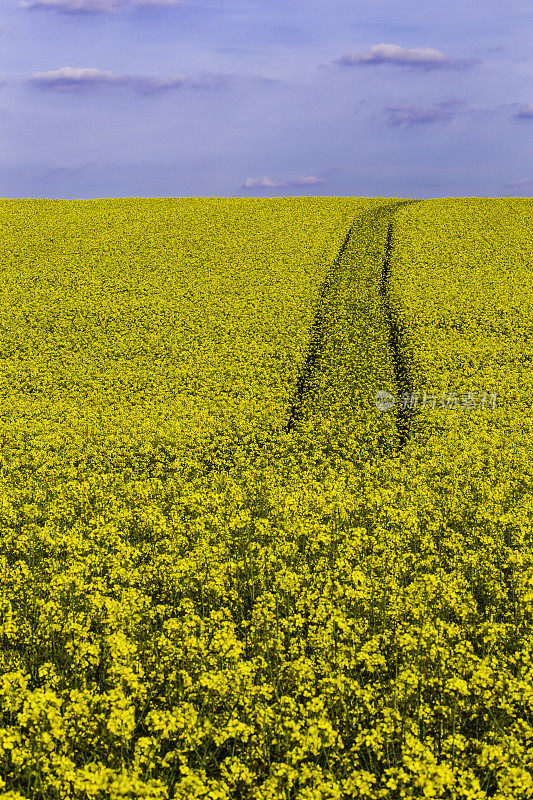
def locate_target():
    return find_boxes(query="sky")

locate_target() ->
[1,0,532,198]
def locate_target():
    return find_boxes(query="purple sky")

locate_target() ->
[1,0,532,198]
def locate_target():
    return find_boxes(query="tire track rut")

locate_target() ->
[286,199,421,456]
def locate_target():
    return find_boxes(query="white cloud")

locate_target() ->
[243,175,327,189]
[21,0,182,12]
[504,177,532,187]
[30,66,120,87]
[27,66,225,94]
[290,176,326,186]
[133,0,182,5]
[243,176,280,188]
[22,0,124,10]
[335,43,475,71]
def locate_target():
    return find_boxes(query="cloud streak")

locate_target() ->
[21,0,181,12]
[243,175,327,189]
[27,66,227,94]
[334,43,476,71]
[514,104,533,119]
[384,99,463,126]
[504,177,532,187]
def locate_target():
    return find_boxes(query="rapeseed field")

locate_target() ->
[0,197,531,799]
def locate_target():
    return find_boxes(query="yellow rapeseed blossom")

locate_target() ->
[0,197,531,797]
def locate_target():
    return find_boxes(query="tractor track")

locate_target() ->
[379,201,421,453]
[285,218,358,433]
[286,199,421,456]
